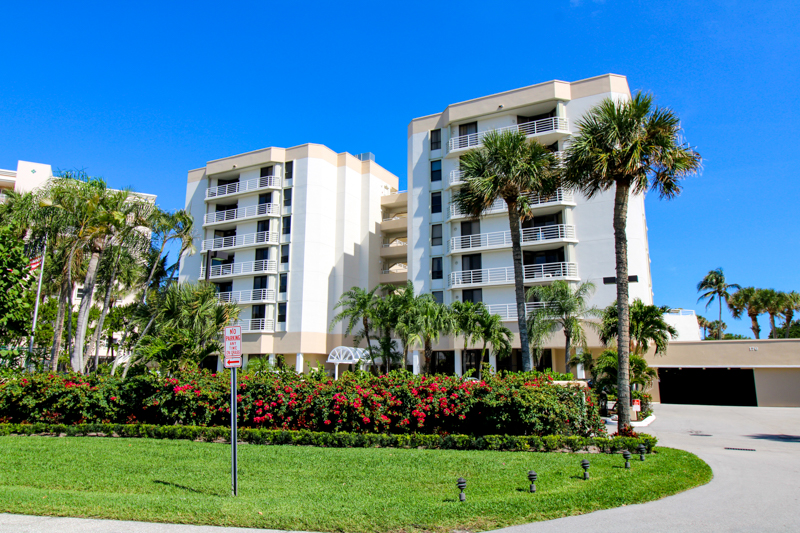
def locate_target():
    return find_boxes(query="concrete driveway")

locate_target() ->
[494,403,800,533]
[2,404,799,532]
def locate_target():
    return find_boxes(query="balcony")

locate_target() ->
[448,262,578,288]
[205,175,280,201]
[202,231,279,253]
[216,289,276,305]
[203,203,280,226]
[232,318,275,333]
[447,153,564,189]
[485,302,547,322]
[380,263,408,284]
[381,215,408,234]
[449,224,577,253]
[447,117,570,156]
[380,241,408,259]
[200,259,278,280]
[448,188,575,220]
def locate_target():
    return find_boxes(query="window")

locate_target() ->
[285,161,294,181]
[431,192,442,214]
[255,247,270,261]
[462,289,482,304]
[278,303,287,323]
[430,129,441,151]
[260,165,273,177]
[282,216,291,235]
[432,257,443,280]
[253,276,268,290]
[431,224,442,246]
[430,160,442,182]
[283,188,292,207]
[279,273,288,293]
[432,291,443,304]
[252,304,266,319]
[281,244,289,264]
[258,192,271,205]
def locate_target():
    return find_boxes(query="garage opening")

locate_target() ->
[658,368,758,406]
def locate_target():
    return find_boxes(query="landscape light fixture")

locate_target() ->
[638,443,647,461]
[457,477,467,502]
[581,459,590,480]
[527,471,537,493]
[622,450,631,469]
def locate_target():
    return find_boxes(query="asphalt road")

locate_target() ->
[2,404,799,532]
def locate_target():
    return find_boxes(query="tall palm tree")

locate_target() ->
[697,315,710,340]
[453,129,560,372]
[473,306,513,379]
[779,291,800,339]
[385,281,418,368]
[707,320,727,340]
[406,296,456,374]
[330,285,382,360]
[760,289,785,339]
[451,300,483,369]
[728,287,765,339]
[527,281,600,369]
[562,92,701,432]
[697,268,740,340]
[600,299,678,355]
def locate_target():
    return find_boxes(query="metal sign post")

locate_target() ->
[224,325,242,496]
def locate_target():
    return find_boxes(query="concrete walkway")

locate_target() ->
[494,403,800,533]
[2,404,799,532]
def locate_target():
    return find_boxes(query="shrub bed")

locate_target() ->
[0,423,656,452]
[0,369,605,437]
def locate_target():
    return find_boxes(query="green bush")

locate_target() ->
[0,369,605,437]
[0,422,656,452]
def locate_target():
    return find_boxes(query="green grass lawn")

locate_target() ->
[0,436,711,532]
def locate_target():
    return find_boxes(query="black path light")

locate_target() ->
[638,443,647,461]
[457,477,467,502]
[622,450,631,469]
[527,471,538,493]
[581,459,590,480]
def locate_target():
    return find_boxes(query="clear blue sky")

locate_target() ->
[2,1,798,337]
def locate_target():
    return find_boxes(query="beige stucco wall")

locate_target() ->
[754,368,800,407]
[646,339,800,369]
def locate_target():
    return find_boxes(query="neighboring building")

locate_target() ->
[179,144,400,372]
[405,74,654,374]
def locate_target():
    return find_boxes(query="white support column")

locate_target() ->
[242,354,250,369]
[412,350,420,375]
[295,353,304,373]
[334,363,340,380]
[575,347,585,379]
[454,350,463,377]
[216,355,223,372]
[488,352,497,373]
[268,353,276,367]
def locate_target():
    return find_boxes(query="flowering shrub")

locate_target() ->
[0,369,605,437]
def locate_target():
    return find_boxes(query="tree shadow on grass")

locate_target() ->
[153,479,217,496]
[746,434,800,443]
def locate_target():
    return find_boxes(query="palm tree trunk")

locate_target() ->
[507,204,532,371]
[121,313,156,379]
[564,329,571,371]
[478,343,487,380]
[424,338,432,374]
[613,180,632,433]
[91,248,121,372]
[768,314,776,339]
[73,248,103,372]
[717,297,722,340]
[785,311,794,339]
[50,279,70,371]
[749,312,760,339]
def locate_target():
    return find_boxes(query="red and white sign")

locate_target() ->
[224,326,242,368]
[28,256,43,271]
[632,399,641,412]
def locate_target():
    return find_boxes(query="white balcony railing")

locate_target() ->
[486,302,548,322]
[204,203,280,224]
[449,224,576,252]
[202,231,279,252]
[206,175,280,199]
[448,117,569,153]
[448,153,564,188]
[216,289,276,304]
[382,241,408,248]
[232,318,275,333]
[448,188,574,219]
[449,262,578,287]
[382,263,408,274]
[200,259,277,279]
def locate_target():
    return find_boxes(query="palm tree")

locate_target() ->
[697,315,710,340]
[728,287,765,339]
[451,300,483,370]
[330,285,382,361]
[562,92,701,432]
[600,299,679,355]
[779,291,800,339]
[592,349,657,394]
[760,289,785,339]
[452,129,560,372]
[707,320,727,340]
[386,281,418,368]
[406,296,456,374]
[473,306,513,379]
[527,281,600,369]
[141,208,195,300]
[697,268,740,340]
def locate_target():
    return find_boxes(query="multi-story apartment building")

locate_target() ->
[406,74,655,375]
[180,144,400,372]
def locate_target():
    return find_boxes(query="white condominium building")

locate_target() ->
[180,144,400,372]
[406,74,654,374]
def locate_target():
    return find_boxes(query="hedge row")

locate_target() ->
[0,369,606,437]
[0,423,657,453]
